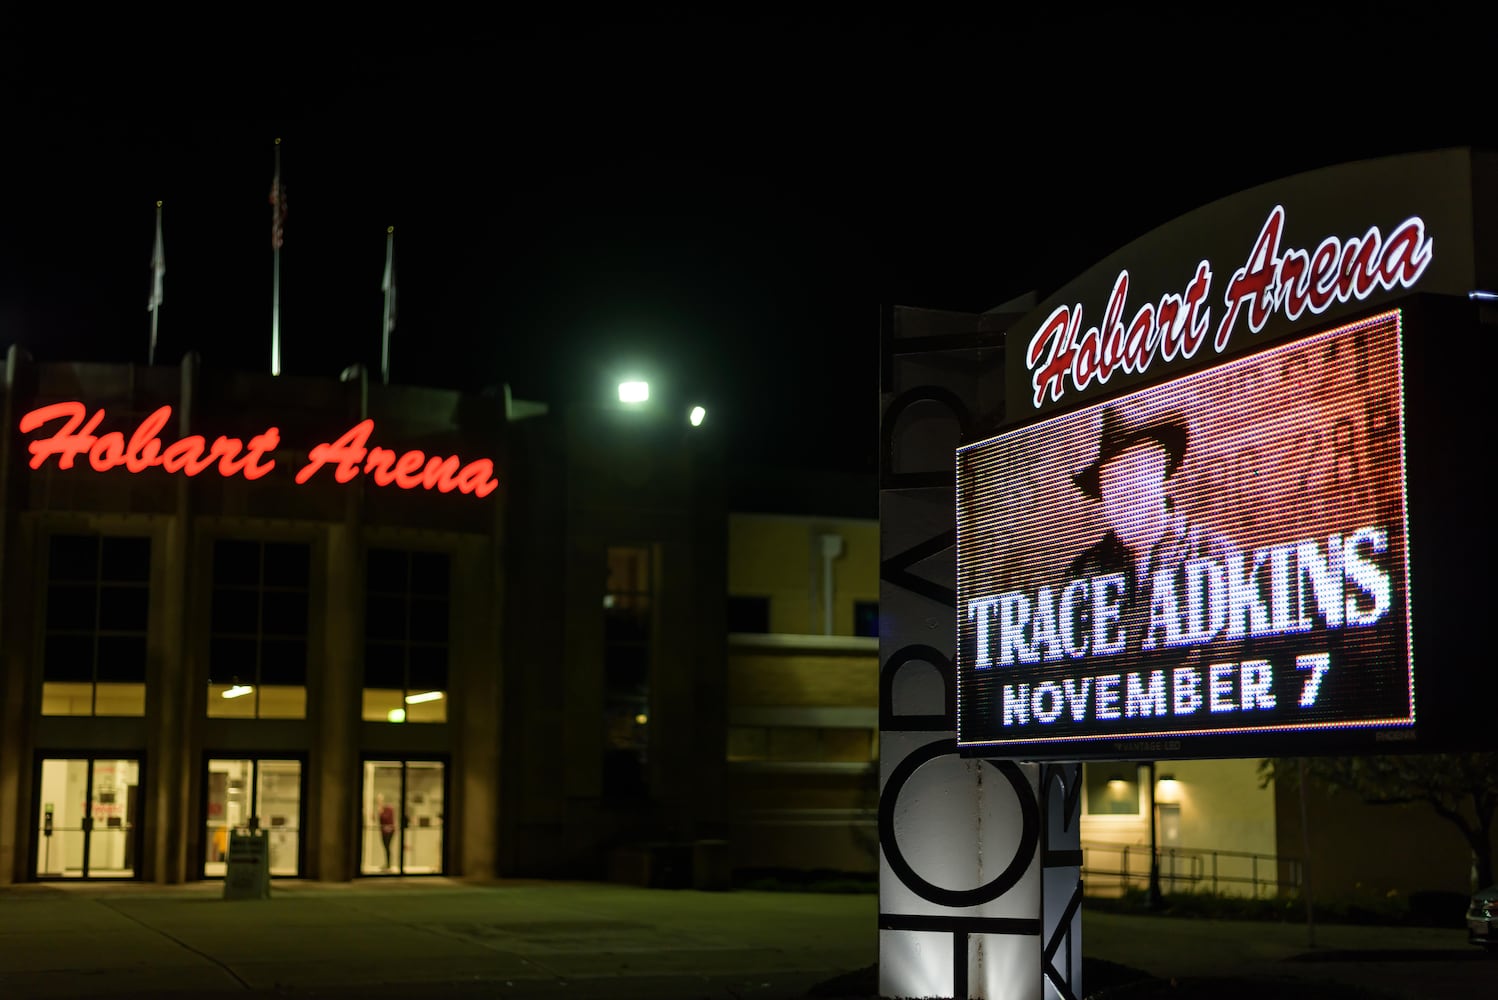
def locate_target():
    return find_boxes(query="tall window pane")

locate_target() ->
[363,549,450,723]
[603,545,652,801]
[42,534,149,717]
[208,540,310,719]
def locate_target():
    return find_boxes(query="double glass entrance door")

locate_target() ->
[204,759,302,877]
[361,760,445,875]
[35,758,141,879]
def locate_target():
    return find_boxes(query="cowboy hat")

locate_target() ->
[1071,406,1188,499]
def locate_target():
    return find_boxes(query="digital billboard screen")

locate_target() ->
[956,309,1414,759]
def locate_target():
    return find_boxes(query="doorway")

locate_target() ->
[203,758,304,877]
[360,759,445,875]
[34,757,141,879]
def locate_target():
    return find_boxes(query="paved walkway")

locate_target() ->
[0,879,1489,999]
[0,878,875,999]
[1083,908,1490,999]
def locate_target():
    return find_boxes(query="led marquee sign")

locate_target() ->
[18,401,500,498]
[957,310,1413,759]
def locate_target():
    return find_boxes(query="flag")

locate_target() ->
[148,203,165,312]
[381,227,396,384]
[269,150,287,250]
[381,229,396,337]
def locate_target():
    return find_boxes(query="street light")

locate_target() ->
[618,380,649,404]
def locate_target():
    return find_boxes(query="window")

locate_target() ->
[727,595,770,634]
[42,535,149,716]
[603,546,653,800]
[853,600,879,638]
[363,549,450,723]
[1084,764,1142,816]
[208,540,309,719]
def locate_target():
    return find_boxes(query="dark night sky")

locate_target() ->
[2,11,1494,475]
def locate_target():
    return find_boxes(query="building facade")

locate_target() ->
[1077,759,1280,899]
[0,349,728,885]
[724,503,880,877]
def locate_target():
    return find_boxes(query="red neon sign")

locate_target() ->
[18,402,499,498]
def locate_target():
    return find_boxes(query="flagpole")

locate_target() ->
[148,200,164,366]
[271,138,283,376]
[272,237,281,375]
[381,226,394,385]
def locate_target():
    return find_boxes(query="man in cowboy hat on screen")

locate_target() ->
[1067,405,1220,654]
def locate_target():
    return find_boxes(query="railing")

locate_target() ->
[1080,840,1301,898]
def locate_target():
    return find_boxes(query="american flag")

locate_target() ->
[269,154,287,250]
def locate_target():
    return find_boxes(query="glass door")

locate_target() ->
[403,762,445,874]
[259,760,302,876]
[204,758,303,877]
[361,759,445,875]
[35,757,140,879]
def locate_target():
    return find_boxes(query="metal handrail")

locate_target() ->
[1080,840,1301,898]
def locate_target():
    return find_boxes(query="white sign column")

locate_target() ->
[878,305,1083,999]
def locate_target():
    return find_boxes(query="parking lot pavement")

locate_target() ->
[2,880,1493,999]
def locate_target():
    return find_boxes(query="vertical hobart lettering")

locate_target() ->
[880,305,1063,1000]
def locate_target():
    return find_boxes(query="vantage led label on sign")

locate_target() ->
[956,309,1414,756]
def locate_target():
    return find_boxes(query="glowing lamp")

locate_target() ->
[689,405,706,427]
[387,708,407,723]
[221,685,254,699]
[618,381,649,403]
[405,691,444,704]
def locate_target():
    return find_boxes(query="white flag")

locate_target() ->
[381,230,396,337]
[148,204,165,312]
[380,227,396,385]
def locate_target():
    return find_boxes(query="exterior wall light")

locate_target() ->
[387,708,407,723]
